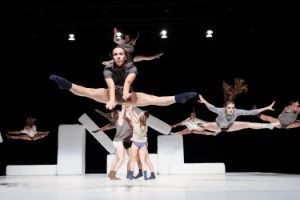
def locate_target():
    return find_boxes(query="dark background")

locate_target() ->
[1,1,299,175]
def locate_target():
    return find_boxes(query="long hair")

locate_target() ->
[140,111,149,127]
[223,78,248,102]
[25,117,36,128]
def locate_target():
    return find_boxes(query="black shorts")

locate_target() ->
[123,141,132,149]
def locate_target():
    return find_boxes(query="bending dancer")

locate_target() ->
[92,105,130,180]
[6,117,49,141]
[257,100,300,129]
[102,27,163,65]
[197,79,277,133]
[171,110,217,136]
[50,46,197,110]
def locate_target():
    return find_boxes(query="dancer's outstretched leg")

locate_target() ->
[175,92,198,104]
[49,75,72,90]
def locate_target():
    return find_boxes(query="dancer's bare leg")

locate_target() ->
[128,92,197,107]
[70,85,109,103]
[7,131,23,135]
[133,53,164,62]
[201,122,221,133]
[192,129,218,136]
[227,121,275,132]
[32,132,49,140]
[145,149,156,179]
[175,129,192,135]
[6,134,32,140]
[108,145,125,180]
[259,114,279,123]
[287,121,300,129]
[138,146,148,180]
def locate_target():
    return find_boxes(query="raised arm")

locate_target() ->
[116,105,126,126]
[92,123,116,133]
[254,101,275,114]
[125,106,139,125]
[172,117,188,128]
[197,94,214,108]
[122,73,136,101]
[131,32,140,45]
[95,109,113,122]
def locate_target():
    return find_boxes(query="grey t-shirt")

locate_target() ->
[114,119,133,142]
[278,108,300,126]
[208,105,258,128]
[115,39,135,54]
[103,62,137,87]
[103,62,138,101]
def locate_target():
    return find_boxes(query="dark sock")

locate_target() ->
[148,172,156,180]
[126,171,130,179]
[143,171,148,180]
[175,92,198,104]
[49,74,72,90]
[134,169,143,179]
[128,171,134,180]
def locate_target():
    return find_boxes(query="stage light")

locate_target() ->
[68,33,75,41]
[116,31,123,40]
[160,29,168,39]
[205,29,213,38]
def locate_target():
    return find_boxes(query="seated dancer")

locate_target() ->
[6,117,49,141]
[171,109,217,136]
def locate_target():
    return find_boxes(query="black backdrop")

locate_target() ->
[1,1,299,175]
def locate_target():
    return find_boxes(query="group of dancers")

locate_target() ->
[48,27,300,180]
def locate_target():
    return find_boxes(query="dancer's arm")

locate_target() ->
[123,73,136,101]
[105,78,117,110]
[253,101,275,114]
[95,109,112,120]
[131,32,140,45]
[198,94,214,108]
[116,105,126,126]
[92,123,116,133]
[172,118,188,128]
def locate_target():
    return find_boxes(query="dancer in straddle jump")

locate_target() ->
[50,46,197,110]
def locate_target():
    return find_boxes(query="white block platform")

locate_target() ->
[57,124,86,175]
[107,153,158,174]
[6,165,57,175]
[78,113,114,154]
[169,163,226,174]
[157,135,184,174]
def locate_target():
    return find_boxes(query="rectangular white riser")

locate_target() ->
[6,165,57,175]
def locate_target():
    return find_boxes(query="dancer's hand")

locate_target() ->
[123,92,132,101]
[197,94,205,104]
[267,101,275,111]
[106,101,117,110]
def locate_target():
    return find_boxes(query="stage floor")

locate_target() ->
[1,173,300,200]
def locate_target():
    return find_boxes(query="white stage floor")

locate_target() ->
[1,173,300,200]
